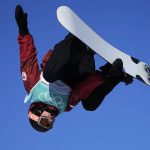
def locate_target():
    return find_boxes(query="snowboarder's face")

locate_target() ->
[40,111,55,121]
[36,110,55,129]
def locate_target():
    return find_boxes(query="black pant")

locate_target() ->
[43,33,95,88]
[81,77,120,111]
[43,33,120,111]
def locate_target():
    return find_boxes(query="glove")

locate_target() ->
[123,73,133,85]
[15,5,29,36]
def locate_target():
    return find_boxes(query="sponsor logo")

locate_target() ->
[39,92,65,109]
[22,72,27,81]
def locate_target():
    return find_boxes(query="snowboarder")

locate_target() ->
[15,5,133,132]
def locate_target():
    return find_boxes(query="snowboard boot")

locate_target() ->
[109,59,133,85]
[109,58,123,78]
[100,59,133,85]
[99,62,112,75]
[99,59,123,77]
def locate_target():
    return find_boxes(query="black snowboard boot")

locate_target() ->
[99,59,123,77]
[110,59,133,85]
[100,59,133,85]
[99,62,112,75]
[109,58,123,78]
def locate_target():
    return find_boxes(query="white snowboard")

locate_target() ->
[57,6,150,86]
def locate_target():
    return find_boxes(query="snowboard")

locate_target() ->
[57,6,150,86]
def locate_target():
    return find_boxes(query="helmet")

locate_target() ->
[28,102,59,132]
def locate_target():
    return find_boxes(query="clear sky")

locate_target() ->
[0,0,150,150]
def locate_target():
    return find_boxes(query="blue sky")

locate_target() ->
[0,0,150,150]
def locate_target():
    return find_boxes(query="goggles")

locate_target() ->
[28,111,55,129]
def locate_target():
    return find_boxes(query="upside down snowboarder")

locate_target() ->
[15,5,133,132]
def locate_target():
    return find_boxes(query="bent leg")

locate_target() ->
[43,33,74,82]
[81,78,120,111]
[43,33,95,86]
[81,59,126,111]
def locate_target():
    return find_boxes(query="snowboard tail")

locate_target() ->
[57,6,150,85]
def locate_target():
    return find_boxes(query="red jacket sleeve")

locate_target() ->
[65,71,105,111]
[18,34,40,93]
[41,50,53,72]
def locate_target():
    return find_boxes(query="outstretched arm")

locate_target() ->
[15,5,40,93]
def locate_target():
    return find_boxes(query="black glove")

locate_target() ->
[15,5,29,36]
[123,73,133,85]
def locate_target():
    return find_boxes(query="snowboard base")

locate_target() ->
[57,6,150,85]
